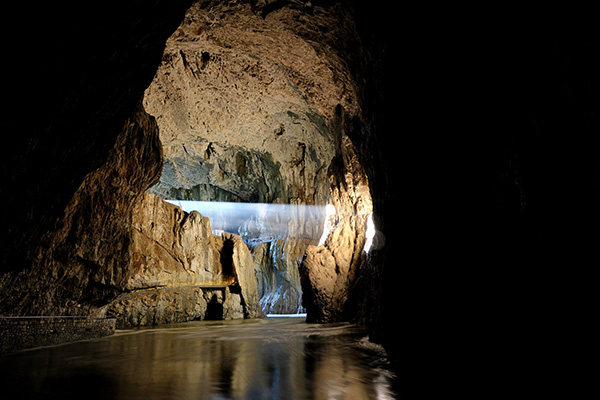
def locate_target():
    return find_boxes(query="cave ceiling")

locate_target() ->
[144,0,364,205]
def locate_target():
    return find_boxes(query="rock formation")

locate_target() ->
[143,0,359,205]
[142,0,374,315]
[0,0,399,366]
[300,127,375,323]
[0,100,261,328]
[0,1,195,278]
[0,103,165,317]
[105,192,262,328]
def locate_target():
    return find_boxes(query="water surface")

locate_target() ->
[0,316,397,399]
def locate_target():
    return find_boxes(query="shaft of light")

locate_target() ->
[165,200,329,241]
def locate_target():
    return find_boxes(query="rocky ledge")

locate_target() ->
[105,192,263,328]
[142,0,372,316]
[0,104,262,328]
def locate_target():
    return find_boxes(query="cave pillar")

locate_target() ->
[300,132,374,323]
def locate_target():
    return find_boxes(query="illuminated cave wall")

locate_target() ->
[0,0,388,347]
[0,1,196,316]
[143,0,377,315]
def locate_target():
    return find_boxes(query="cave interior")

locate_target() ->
[1,1,597,395]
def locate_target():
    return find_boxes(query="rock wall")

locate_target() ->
[0,1,195,277]
[103,192,262,328]
[0,103,164,317]
[143,0,360,206]
[142,0,371,315]
[0,0,265,329]
[300,123,375,324]
[128,192,230,290]
[0,99,261,327]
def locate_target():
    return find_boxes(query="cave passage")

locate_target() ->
[166,200,335,316]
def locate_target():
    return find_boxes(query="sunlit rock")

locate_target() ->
[128,193,225,290]
[300,135,374,324]
[142,1,369,316]
[0,105,263,327]
[0,103,164,317]
[103,192,263,327]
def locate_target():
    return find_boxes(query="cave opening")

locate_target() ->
[205,293,224,320]
[163,200,335,315]
[219,236,235,279]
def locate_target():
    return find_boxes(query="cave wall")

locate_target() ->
[0,1,195,276]
[0,103,163,316]
[142,0,373,315]
[0,0,376,324]
[300,117,374,323]
[0,0,271,323]
[143,0,357,205]
[0,0,391,353]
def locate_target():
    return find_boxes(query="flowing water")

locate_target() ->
[0,316,398,399]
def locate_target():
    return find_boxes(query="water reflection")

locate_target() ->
[0,317,397,399]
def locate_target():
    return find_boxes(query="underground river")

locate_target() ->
[0,316,398,399]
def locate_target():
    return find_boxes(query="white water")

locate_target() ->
[0,317,398,399]
[166,200,329,240]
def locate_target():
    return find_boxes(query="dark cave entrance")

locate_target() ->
[205,294,224,320]
[220,237,235,280]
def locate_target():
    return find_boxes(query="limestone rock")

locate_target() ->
[300,134,373,324]
[0,0,194,278]
[141,1,375,320]
[298,245,337,321]
[216,233,262,318]
[105,287,207,329]
[129,192,227,290]
[143,0,361,205]
[104,192,263,326]
[0,103,164,317]
[0,107,263,327]
[141,0,360,316]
